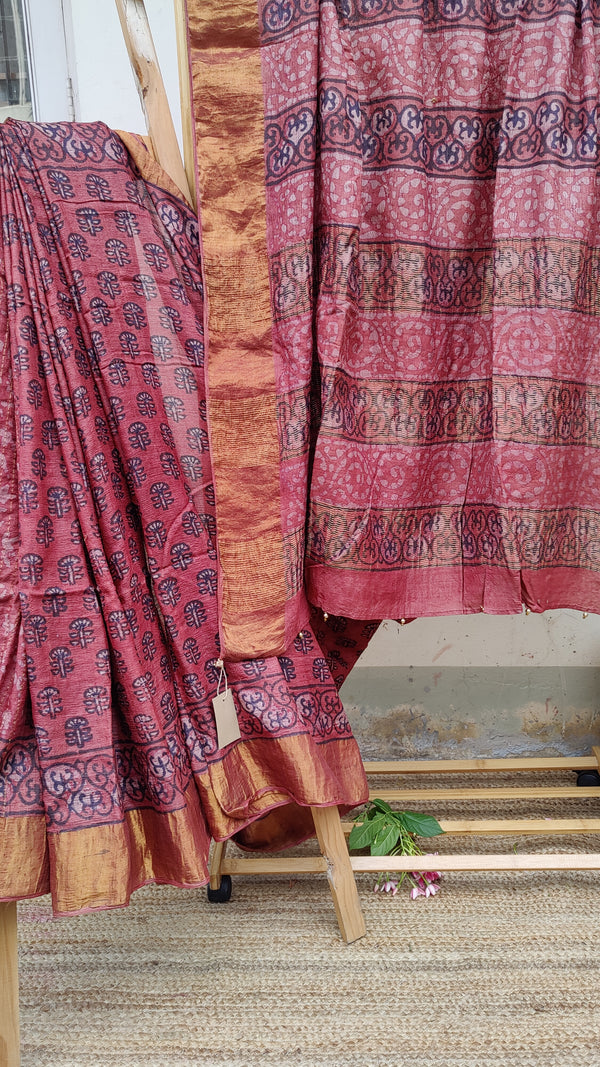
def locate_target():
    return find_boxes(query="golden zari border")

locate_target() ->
[186,0,287,659]
[0,814,49,903]
[198,733,369,849]
[0,786,209,916]
[0,734,367,913]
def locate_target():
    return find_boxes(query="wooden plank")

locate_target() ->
[221,857,328,876]
[0,902,19,1067]
[221,856,328,876]
[593,746,600,771]
[363,757,598,775]
[311,807,366,944]
[342,818,600,836]
[369,786,600,802]
[115,0,193,205]
[438,817,600,834]
[350,853,600,872]
[173,0,197,209]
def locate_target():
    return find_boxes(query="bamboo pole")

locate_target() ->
[114,0,193,206]
[209,840,227,891]
[221,857,329,877]
[369,786,600,802]
[342,817,600,836]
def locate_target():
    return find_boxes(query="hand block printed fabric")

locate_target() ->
[189,0,600,653]
[0,120,367,915]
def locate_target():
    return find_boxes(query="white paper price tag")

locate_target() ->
[212,687,241,750]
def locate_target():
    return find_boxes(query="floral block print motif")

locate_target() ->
[0,120,367,916]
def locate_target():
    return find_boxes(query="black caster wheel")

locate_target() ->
[576,771,600,787]
[206,875,232,903]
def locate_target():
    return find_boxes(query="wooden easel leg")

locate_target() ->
[209,840,227,891]
[0,902,20,1067]
[173,0,197,210]
[115,0,194,205]
[311,806,366,944]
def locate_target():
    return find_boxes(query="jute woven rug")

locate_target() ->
[16,776,600,1067]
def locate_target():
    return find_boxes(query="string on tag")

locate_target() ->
[215,658,228,696]
[212,658,241,750]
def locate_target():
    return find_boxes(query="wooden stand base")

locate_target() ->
[208,749,600,943]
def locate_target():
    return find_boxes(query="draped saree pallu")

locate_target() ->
[187,0,600,638]
[0,119,367,916]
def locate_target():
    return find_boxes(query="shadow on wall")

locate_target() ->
[340,665,600,760]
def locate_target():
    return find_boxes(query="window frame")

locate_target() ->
[23,0,71,121]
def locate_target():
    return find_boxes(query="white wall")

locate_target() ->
[362,611,600,669]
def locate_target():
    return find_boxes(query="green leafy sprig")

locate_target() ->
[349,798,444,856]
[349,798,444,896]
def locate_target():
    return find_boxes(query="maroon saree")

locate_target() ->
[0,120,367,915]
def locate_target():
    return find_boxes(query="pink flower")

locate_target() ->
[411,873,428,889]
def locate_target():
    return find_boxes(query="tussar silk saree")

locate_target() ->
[0,120,367,915]
[188,0,600,660]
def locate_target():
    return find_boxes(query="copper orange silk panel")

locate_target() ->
[187,0,309,660]
[0,120,367,915]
